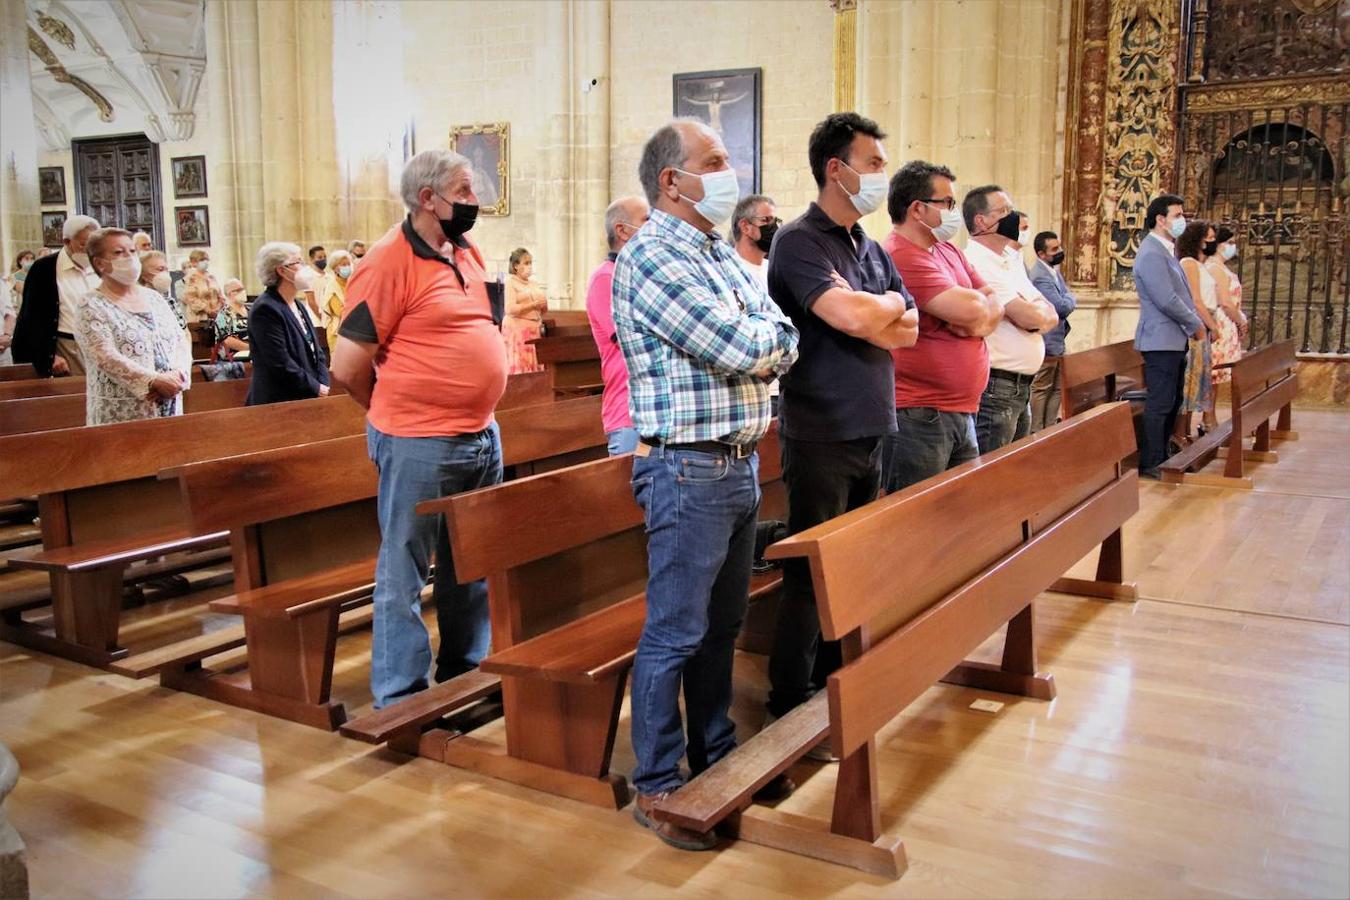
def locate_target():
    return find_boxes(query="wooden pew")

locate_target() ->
[108,395,609,728]
[0,396,368,665]
[648,403,1140,878]
[0,366,239,403]
[0,378,252,437]
[1058,339,1145,419]
[530,333,602,395]
[341,425,788,808]
[0,364,37,382]
[1160,339,1298,489]
[495,368,552,410]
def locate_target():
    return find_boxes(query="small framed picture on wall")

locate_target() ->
[450,123,509,216]
[41,211,66,248]
[175,206,210,246]
[39,167,65,205]
[673,68,762,195]
[172,155,207,199]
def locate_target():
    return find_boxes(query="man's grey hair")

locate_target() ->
[603,196,642,250]
[63,214,99,242]
[400,148,470,214]
[637,118,705,207]
[256,241,301,288]
[962,184,1005,233]
[728,194,772,243]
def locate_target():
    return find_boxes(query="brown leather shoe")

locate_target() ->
[633,792,717,851]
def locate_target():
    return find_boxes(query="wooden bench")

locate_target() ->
[530,333,602,395]
[1161,339,1298,489]
[651,403,1141,879]
[0,378,252,437]
[341,424,788,809]
[0,366,236,403]
[1059,339,1145,419]
[0,395,368,665]
[0,364,37,382]
[109,394,610,727]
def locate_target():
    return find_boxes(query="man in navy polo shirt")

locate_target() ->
[764,112,919,744]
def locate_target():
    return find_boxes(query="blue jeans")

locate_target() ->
[882,406,979,493]
[629,445,760,796]
[366,421,503,708]
[607,426,639,456]
[974,372,1033,454]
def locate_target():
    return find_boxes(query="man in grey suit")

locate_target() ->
[1133,193,1205,478]
[1028,230,1077,431]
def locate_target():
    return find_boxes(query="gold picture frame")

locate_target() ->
[450,122,510,217]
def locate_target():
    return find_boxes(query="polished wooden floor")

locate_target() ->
[2,409,1348,899]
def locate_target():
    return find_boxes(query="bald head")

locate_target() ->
[605,195,650,252]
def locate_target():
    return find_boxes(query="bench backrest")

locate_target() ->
[1059,340,1143,416]
[443,424,785,644]
[0,364,37,382]
[1231,339,1297,404]
[0,377,86,402]
[497,369,553,410]
[0,377,252,437]
[767,403,1138,757]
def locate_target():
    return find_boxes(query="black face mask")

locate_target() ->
[314,257,327,271]
[440,202,479,240]
[995,210,1022,241]
[1047,250,1065,267]
[1203,240,1218,257]
[753,222,778,254]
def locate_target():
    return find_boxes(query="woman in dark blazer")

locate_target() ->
[246,241,330,405]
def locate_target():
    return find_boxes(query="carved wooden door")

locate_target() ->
[73,135,164,251]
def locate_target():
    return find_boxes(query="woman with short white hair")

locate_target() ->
[75,228,191,425]
[245,241,329,405]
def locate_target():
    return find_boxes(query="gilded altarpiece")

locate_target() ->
[1063,0,1181,295]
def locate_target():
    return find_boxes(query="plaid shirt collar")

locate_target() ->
[648,208,726,254]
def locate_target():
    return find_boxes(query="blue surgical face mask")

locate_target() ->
[1222,243,1237,261]
[839,162,887,216]
[675,167,740,227]
[1169,215,1188,239]
[336,265,351,279]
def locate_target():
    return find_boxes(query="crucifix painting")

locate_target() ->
[673,68,761,195]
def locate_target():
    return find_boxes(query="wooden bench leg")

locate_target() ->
[162,609,346,730]
[1050,526,1139,602]
[940,603,1057,701]
[1252,419,1272,453]
[0,567,129,668]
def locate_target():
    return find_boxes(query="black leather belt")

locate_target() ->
[640,439,757,460]
[989,368,1036,386]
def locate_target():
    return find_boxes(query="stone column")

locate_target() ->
[831,0,858,112]
[0,0,41,273]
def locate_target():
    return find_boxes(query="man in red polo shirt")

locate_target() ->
[330,148,508,709]
[882,160,1004,493]
[585,194,649,455]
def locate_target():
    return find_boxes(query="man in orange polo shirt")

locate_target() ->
[330,148,508,709]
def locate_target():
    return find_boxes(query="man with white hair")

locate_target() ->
[13,213,100,375]
[329,148,508,710]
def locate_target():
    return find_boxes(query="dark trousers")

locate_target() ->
[1140,349,1186,470]
[766,435,882,717]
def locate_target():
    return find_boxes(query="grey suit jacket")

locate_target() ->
[1028,259,1075,357]
[1133,233,1203,352]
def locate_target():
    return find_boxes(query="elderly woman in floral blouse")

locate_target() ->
[75,228,191,425]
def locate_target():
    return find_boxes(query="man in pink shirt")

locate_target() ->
[882,160,1004,493]
[586,195,650,455]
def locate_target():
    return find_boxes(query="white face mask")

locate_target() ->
[151,271,172,293]
[71,250,90,269]
[840,162,887,216]
[1017,228,1031,247]
[930,206,963,242]
[675,167,740,227]
[1168,215,1188,239]
[1222,243,1237,261]
[106,255,142,287]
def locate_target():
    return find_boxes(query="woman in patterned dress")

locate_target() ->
[502,247,547,374]
[75,228,191,426]
[213,279,252,361]
[1175,221,1222,444]
[1205,226,1248,429]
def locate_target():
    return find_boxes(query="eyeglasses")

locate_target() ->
[921,197,956,211]
[749,215,782,227]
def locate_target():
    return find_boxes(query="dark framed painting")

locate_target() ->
[450,123,509,216]
[171,155,207,199]
[41,211,66,248]
[39,167,65,205]
[175,205,210,246]
[673,67,762,195]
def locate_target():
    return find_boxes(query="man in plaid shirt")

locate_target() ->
[614,119,799,851]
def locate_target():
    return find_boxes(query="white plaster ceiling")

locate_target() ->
[26,0,205,149]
